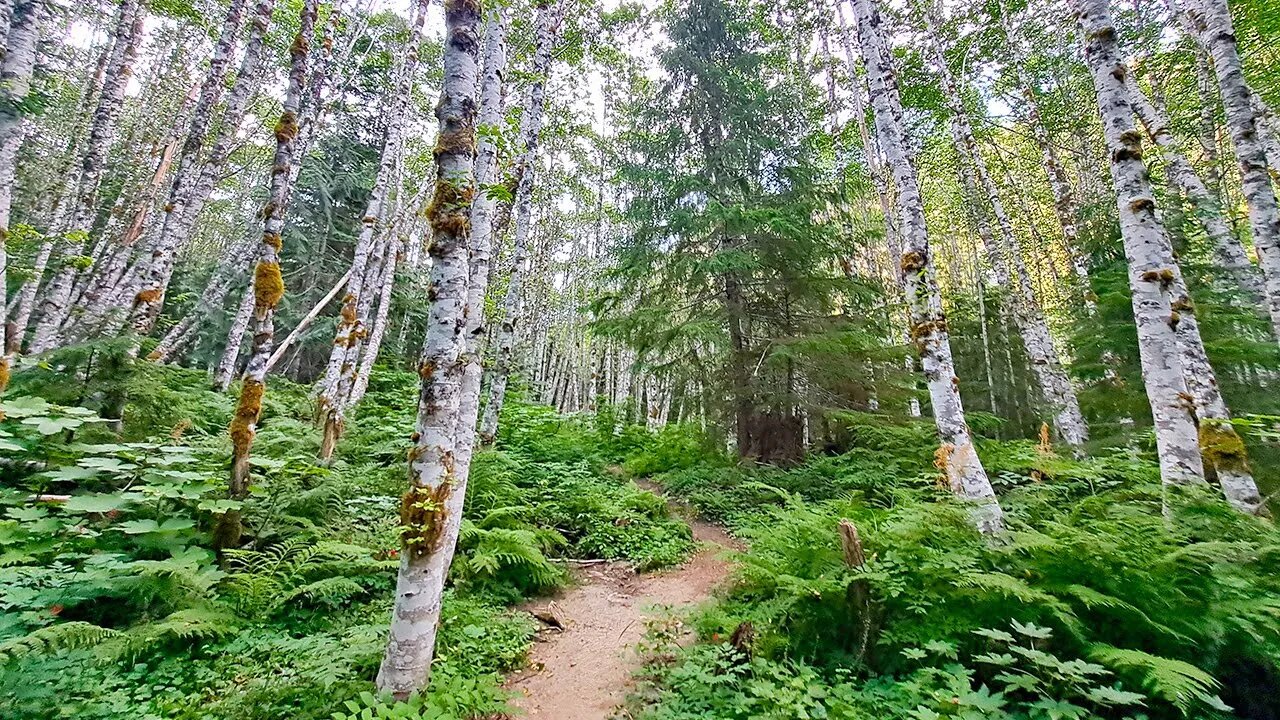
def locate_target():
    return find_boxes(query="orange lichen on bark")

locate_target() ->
[229,378,265,460]
[263,232,283,251]
[0,358,10,393]
[254,261,285,311]
[900,250,926,273]
[274,111,300,144]
[134,287,163,305]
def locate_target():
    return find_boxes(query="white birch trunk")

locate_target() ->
[478,0,563,445]
[1072,0,1206,487]
[1130,81,1265,305]
[217,0,318,553]
[925,17,1088,450]
[376,0,481,697]
[348,238,401,408]
[0,0,45,385]
[317,0,429,455]
[149,236,257,363]
[1165,270,1264,512]
[212,280,255,391]
[1181,0,1280,348]
[28,0,142,354]
[126,0,264,337]
[454,6,507,472]
[851,0,1003,533]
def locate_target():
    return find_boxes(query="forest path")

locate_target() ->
[504,480,738,720]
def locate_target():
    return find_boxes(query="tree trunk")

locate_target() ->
[27,0,142,354]
[1180,0,1280,348]
[216,0,318,554]
[0,0,46,388]
[126,0,266,339]
[1131,81,1266,306]
[317,0,429,458]
[851,0,1003,533]
[925,12,1088,450]
[1072,0,1206,488]
[348,238,401,408]
[264,269,351,373]
[212,281,255,392]
[995,0,1093,303]
[1165,270,1264,513]
[375,0,481,698]
[454,6,508,473]
[149,236,256,363]
[478,0,563,446]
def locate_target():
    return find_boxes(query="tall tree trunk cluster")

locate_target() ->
[849,0,1005,533]
[314,0,431,460]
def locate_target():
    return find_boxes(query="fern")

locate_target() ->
[0,621,121,662]
[1088,644,1228,714]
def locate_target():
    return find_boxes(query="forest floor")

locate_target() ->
[505,482,738,719]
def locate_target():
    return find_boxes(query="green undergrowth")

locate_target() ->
[0,349,693,720]
[624,412,1280,720]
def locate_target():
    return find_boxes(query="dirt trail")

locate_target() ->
[505,486,738,720]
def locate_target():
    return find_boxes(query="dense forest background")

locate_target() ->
[3,0,1280,717]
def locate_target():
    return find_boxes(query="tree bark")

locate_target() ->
[1180,0,1280,348]
[454,6,507,473]
[28,0,142,354]
[126,0,267,338]
[995,0,1093,302]
[924,11,1088,451]
[1130,80,1265,305]
[0,0,46,387]
[317,0,430,458]
[212,280,255,392]
[1072,0,1206,488]
[851,0,1003,533]
[376,0,481,698]
[216,0,319,554]
[264,268,351,373]
[1164,270,1264,513]
[478,0,564,446]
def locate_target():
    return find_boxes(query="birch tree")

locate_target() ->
[376,0,481,697]
[479,0,564,446]
[1179,0,1280,346]
[216,0,320,552]
[28,0,143,354]
[316,0,430,461]
[455,6,506,472]
[0,0,45,388]
[1129,80,1262,298]
[1071,0,1205,488]
[923,5,1089,450]
[125,0,271,338]
[850,0,1004,534]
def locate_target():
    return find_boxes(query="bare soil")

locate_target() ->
[505,488,738,720]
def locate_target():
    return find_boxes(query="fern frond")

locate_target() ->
[0,621,121,662]
[1088,644,1224,713]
